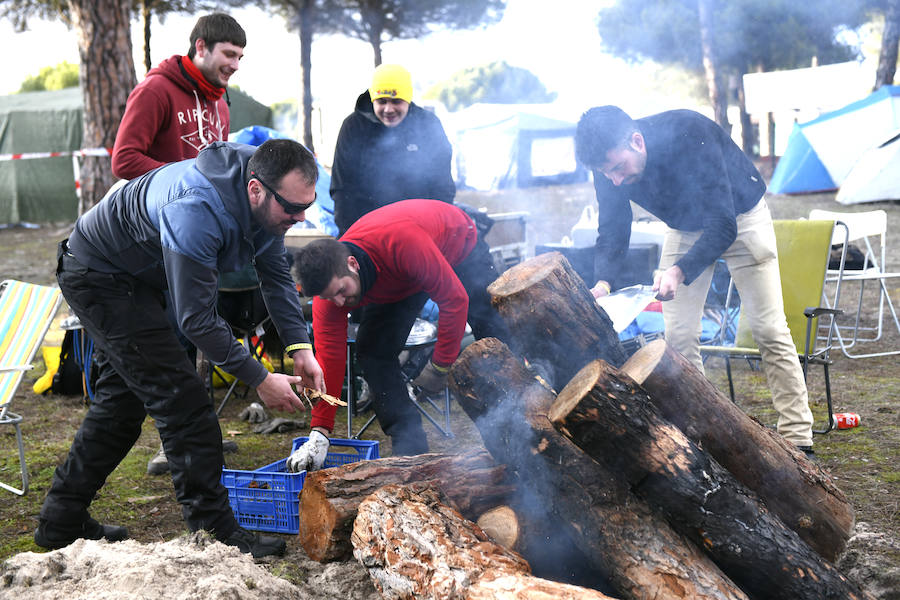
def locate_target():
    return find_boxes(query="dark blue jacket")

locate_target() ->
[67,142,309,386]
[592,110,766,288]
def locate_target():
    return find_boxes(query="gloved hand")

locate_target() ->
[412,361,449,395]
[239,402,269,424]
[286,429,330,473]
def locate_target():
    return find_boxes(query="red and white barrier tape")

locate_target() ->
[0,147,111,162]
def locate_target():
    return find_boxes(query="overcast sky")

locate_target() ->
[0,1,696,119]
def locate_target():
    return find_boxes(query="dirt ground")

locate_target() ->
[1,182,898,598]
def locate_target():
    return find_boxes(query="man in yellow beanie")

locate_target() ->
[330,63,456,235]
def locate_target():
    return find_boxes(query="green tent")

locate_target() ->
[0,87,272,224]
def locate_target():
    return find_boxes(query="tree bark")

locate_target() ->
[352,482,619,600]
[487,251,627,390]
[298,449,513,562]
[296,0,316,152]
[621,339,854,562]
[697,0,731,132]
[550,358,870,600]
[450,337,748,600]
[875,0,900,90]
[68,0,136,212]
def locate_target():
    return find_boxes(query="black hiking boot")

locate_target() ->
[34,517,129,549]
[221,526,286,558]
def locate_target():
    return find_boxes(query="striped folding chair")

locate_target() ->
[0,280,63,495]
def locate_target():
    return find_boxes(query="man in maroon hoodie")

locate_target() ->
[111,13,246,476]
[111,13,245,179]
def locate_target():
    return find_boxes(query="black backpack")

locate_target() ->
[51,329,93,397]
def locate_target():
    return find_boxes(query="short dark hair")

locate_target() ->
[575,105,638,168]
[247,139,318,190]
[292,239,352,297]
[188,13,246,59]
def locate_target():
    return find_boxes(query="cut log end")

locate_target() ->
[548,360,605,425]
[487,251,563,298]
[477,506,520,550]
[620,338,667,384]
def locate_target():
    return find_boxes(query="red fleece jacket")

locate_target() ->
[309,199,477,431]
[112,55,229,179]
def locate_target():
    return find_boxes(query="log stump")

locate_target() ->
[550,358,872,600]
[351,482,620,600]
[622,339,854,562]
[450,337,749,600]
[487,251,627,389]
[298,449,513,562]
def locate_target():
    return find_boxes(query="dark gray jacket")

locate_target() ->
[67,142,309,386]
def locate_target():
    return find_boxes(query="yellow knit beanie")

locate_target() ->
[369,64,413,103]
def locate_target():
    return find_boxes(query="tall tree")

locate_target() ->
[874,0,900,88]
[2,0,137,210]
[595,0,862,152]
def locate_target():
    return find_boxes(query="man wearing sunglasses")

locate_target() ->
[36,139,323,559]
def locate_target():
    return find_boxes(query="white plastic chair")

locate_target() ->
[809,209,900,358]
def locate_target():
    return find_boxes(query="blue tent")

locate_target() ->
[769,86,900,194]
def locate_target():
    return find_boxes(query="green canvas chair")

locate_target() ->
[0,280,63,495]
[700,219,847,434]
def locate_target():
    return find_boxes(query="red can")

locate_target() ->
[833,413,860,429]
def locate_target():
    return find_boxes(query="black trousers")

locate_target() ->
[40,243,237,538]
[355,237,511,455]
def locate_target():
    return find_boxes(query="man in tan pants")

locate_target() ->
[575,105,814,453]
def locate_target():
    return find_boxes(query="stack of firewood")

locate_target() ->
[297,252,869,600]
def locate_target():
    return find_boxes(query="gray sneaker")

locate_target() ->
[146,443,169,475]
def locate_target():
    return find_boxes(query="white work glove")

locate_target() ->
[286,430,330,473]
[238,402,269,424]
[412,361,449,395]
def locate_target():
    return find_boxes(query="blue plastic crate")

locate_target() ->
[221,437,379,534]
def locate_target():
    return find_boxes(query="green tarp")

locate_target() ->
[0,87,272,224]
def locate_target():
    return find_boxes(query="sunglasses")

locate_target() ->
[250,171,315,215]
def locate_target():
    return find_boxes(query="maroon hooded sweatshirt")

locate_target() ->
[112,55,230,180]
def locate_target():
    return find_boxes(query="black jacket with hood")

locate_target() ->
[330,91,456,235]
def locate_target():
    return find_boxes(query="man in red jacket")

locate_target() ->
[111,13,245,179]
[290,199,511,463]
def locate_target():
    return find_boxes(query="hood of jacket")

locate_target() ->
[195,141,255,237]
[145,55,199,96]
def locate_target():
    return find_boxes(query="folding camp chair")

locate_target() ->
[700,219,847,434]
[809,209,900,359]
[0,280,63,495]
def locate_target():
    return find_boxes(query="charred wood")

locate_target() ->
[550,359,872,600]
[621,339,854,562]
[450,337,748,600]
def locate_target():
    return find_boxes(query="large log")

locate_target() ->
[298,449,513,562]
[351,482,620,600]
[450,337,749,600]
[487,251,627,389]
[550,359,872,600]
[621,339,854,562]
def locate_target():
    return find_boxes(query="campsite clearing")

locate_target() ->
[0,179,897,598]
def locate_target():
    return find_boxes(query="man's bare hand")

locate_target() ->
[590,280,612,300]
[255,372,307,413]
[653,266,685,301]
[292,348,324,392]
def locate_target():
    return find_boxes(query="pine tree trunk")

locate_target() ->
[550,358,870,600]
[297,0,315,152]
[68,0,136,213]
[621,339,854,562]
[487,251,627,391]
[450,338,748,600]
[298,449,513,562]
[875,0,900,90]
[352,483,620,600]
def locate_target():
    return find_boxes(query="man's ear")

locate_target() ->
[247,180,263,208]
[630,131,645,153]
[194,38,208,58]
[347,255,359,273]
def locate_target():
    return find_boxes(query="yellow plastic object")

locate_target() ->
[212,338,274,388]
[32,345,61,395]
